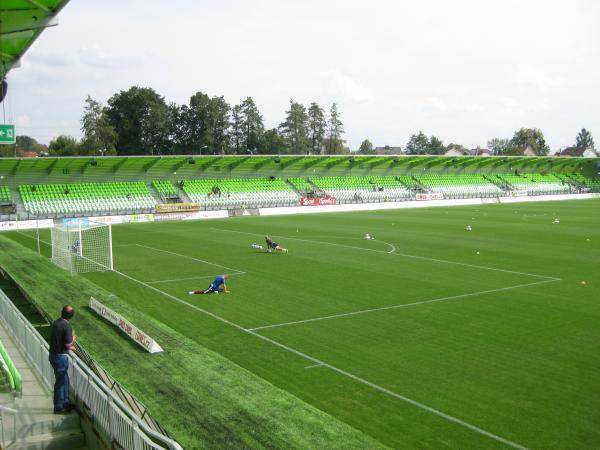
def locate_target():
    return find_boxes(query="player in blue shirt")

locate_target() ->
[189,274,229,295]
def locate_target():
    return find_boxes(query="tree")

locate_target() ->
[358,139,375,154]
[48,135,79,156]
[80,96,117,156]
[207,96,231,155]
[575,128,595,150]
[326,103,344,154]
[259,128,287,154]
[1,136,47,157]
[105,86,170,155]
[405,131,429,155]
[307,102,326,154]
[240,97,264,153]
[279,99,309,153]
[428,135,445,154]
[509,128,549,155]
[487,138,510,155]
[230,104,244,153]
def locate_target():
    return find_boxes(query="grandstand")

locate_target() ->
[0,155,597,219]
[414,174,504,198]
[181,177,300,208]
[496,173,573,195]
[0,185,12,204]
[18,182,155,216]
[309,176,412,202]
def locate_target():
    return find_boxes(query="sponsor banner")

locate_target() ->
[300,197,337,206]
[154,211,197,222]
[507,190,528,197]
[123,214,155,224]
[89,297,163,353]
[416,193,444,201]
[156,203,200,213]
[92,216,125,225]
[228,208,260,217]
[62,217,89,226]
[154,210,228,222]
[0,218,54,232]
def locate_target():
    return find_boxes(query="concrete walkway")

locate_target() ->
[0,323,86,450]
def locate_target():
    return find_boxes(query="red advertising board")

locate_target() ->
[300,197,337,206]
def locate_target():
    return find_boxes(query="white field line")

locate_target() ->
[248,278,561,331]
[304,363,324,369]
[145,273,246,285]
[209,227,559,281]
[110,266,528,450]
[374,239,396,254]
[131,244,246,275]
[301,234,397,254]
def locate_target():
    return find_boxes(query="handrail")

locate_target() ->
[0,287,183,450]
[0,405,17,449]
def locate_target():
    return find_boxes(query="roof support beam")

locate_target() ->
[24,0,51,13]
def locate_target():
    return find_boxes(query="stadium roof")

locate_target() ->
[0,0,70,79]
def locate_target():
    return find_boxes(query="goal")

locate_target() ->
[51,220,113,273]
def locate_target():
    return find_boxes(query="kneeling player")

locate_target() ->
[265,236,288,253]
[189,274,229,295]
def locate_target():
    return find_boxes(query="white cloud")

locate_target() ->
[15,115,33,128]
[320,70,375,102]
[514,67,563,91]
[424,97,484,114]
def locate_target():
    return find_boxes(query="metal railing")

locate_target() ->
[0,287,184,450]
[0,405,17,449]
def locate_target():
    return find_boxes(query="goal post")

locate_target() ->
[51,220,113,273]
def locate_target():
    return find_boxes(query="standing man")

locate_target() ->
[49,305,77,414]
[189,274,230,295]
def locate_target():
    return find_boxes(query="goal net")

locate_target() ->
[51,220,113,273]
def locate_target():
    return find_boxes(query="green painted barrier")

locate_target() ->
[0,340,21,394]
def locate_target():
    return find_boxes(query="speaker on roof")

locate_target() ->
[0,79,7,103]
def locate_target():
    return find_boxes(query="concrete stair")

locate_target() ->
[0,324,87,450]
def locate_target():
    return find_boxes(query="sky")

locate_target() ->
[4,0,600,150]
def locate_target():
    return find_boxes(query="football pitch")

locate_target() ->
[9,199,600,448]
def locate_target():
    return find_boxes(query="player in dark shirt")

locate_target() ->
[265,236,288,253]
[48,305,76,413]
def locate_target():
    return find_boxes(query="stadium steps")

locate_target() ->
[557,174,584,189]
[408,176,427,192]
[483,174,510,190]
[146,182,166,203]
[285,178,304,195]
[176,185,193,203]
[495,175,516,190]
[0,324,86,450]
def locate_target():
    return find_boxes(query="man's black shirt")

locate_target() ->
[49,318,73,356]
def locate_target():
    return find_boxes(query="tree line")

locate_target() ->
[35,87,347,157]
[357,127,595,156]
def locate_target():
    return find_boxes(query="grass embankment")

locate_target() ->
[0,235,384,450]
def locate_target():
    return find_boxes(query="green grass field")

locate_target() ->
[7,199,600,449]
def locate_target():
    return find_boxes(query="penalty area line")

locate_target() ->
[248,278,561,331]
[110,267,528,450]
[144,273,246,285]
